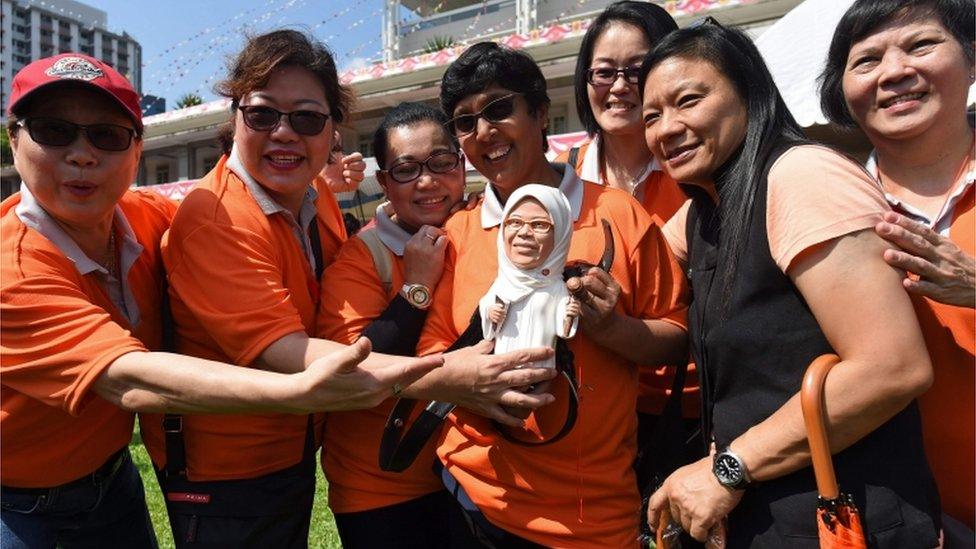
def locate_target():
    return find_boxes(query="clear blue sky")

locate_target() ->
[88,0,387,107]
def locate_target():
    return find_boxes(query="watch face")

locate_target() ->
[408,286,430,306]
[714,454,743,485]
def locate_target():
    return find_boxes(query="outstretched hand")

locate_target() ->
[439,340,557,427]
[876,211,975,308]
[297,338,443,412]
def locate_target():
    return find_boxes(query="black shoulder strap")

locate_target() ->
[160,272,187,478]
[309,217,325,280]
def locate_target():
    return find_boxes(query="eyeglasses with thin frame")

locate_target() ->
[446,93,521,136]
[237,105,330,136]
[15,118,136,152]
[379,150,462,184]
[586,66,642,87]
[503,217,554,234]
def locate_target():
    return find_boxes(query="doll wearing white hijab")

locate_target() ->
[479,184,579,370]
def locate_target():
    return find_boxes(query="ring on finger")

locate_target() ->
[391,383,403,397]
[425,231,437,243]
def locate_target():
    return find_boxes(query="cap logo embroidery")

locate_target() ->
[44,57,103,81]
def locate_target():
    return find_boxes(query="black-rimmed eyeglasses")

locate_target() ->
[379,151,462,184]
[586,66,641,87]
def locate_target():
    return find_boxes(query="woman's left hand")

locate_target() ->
[875,211,976,308]
[647,456,744,543]
[566,267,620,335]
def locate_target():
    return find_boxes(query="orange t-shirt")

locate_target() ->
[1,189,175,487]
[892,183,974,528]
[418,178,688,547]
[316,227,443,513]
[558,141,698,417]
[142,154,346,481]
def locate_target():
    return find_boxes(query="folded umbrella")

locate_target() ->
[801,354,868,549]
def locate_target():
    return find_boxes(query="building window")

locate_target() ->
[155,166,170,185]
[549,115,568,135]
[357,136,374,158]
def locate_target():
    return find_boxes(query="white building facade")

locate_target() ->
[0,0,142,114]
[136,0,805,208]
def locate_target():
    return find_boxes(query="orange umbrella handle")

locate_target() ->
[801,354,842,500]
[657,507,671,549]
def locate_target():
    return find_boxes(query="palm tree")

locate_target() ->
[423,36,455,54]
[175,93,203,109]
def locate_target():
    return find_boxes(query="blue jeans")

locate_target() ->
[1,449,157,549]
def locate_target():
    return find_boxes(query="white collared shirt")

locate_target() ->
[372,201,413,257]
[866,151,975,237]
[14,183,144,326]
[578,134,660,201]
[480,163,585,229]
[227,145,321,274]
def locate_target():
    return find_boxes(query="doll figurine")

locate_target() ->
[479,184,580,370]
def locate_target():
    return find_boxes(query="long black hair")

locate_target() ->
[819,0,975,127]
[574,1,677,136]
[638,22,808,305]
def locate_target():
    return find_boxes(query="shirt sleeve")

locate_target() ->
[1,275,147,415]
[662,199,692,266]
[163,221,307,365]
[766,145,890,273]
[627,220,690,330]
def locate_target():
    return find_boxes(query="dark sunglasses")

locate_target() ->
[237,105,330,136]
[446,93,521,136]
[381,151,462,184]
[16,117,136,152]
[586,66,641,87]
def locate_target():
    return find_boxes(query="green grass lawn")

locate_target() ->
[128,425,341,548]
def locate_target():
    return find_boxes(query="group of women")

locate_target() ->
[1,0,972,547]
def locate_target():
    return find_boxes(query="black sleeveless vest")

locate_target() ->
[685,145,940,548]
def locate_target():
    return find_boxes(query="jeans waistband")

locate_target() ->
[1,447,127,495]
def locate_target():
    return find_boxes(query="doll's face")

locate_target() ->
[502,197,556,270]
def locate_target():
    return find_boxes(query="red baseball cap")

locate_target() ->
[7,53,143,132]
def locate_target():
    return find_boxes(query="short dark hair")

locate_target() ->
[372,102,457,168]
[216,29,353,124]
[638,22,807,308]
[440,42,551,150]
[819,0,975,127]
[574,1,677,136]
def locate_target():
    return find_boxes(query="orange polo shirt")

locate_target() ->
[1,188,175,487]
[557,141,698,416]
[418,168,688,547]
[884,168,974,528]
[317,220,444,513]
[142,153,346,481]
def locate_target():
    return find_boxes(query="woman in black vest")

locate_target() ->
[638,22,941,547]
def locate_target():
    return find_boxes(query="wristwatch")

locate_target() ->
[400,283,432,310]
[712,446,752,490]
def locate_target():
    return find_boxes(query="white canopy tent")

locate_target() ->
[755,0,976,128]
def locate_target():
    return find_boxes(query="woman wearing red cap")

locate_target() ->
[0,53,442,548]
